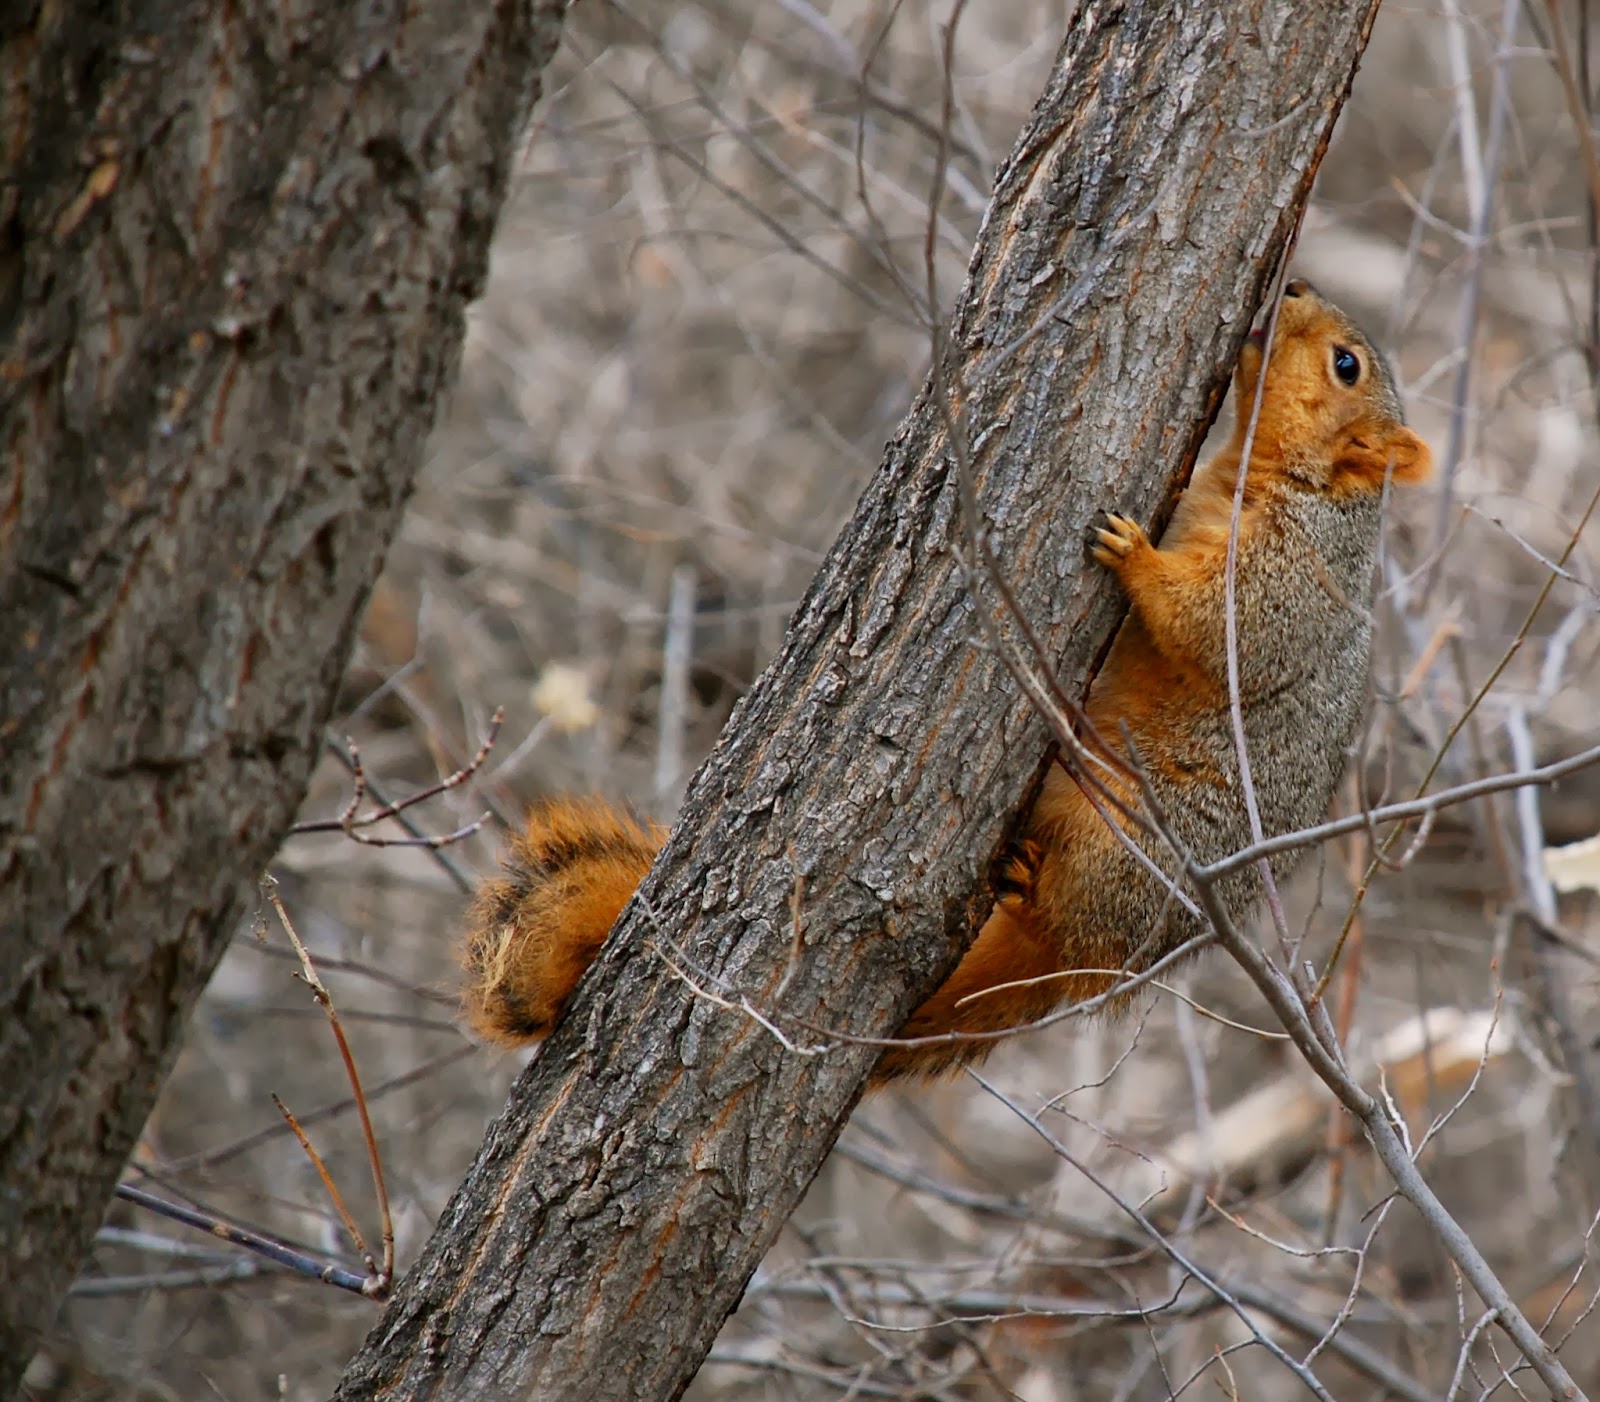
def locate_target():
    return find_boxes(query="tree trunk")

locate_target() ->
[0,0,570,1387]
[333,2,1386,1397]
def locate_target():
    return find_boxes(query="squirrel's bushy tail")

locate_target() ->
[461,798,664,1048]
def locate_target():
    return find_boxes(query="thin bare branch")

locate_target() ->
[264,881,394,1299]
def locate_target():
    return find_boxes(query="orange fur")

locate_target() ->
[461,799,664,1048]
[460,281,1432,1088]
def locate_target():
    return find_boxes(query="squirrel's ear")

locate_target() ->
[1337,423,1433,487]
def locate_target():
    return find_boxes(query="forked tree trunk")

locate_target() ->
[334,1,1386,1398]
[0,1,571,1387]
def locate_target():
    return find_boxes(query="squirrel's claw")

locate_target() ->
[1090,510,1148,567]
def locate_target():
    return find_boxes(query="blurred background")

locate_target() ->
[34,1,1600,1397]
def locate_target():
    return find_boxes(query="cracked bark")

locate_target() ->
[332,1,1385,1398]
[0,0,571,1387]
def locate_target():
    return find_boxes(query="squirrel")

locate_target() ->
[460,280,1432,1087]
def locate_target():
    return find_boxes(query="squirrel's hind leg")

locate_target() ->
[873,843,1076,1085]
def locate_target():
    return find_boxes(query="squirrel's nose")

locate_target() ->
[1283,278,1313,299]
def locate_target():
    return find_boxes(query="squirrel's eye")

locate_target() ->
[1332,346,1361,386]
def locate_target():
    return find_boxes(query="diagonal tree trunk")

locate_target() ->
[333,1,1385,1397]
[0,1,571,1388]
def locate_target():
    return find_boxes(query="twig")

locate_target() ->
[1445,1305,1504,1401]
[751,1270,1193,1330]
[110,1183,368,1294]
[162,1044,473,1175]
[271,1094,375,1279]
[919,0,1216,940]
[1089,741,1581,1392]
[957,968,1289,1040]
[1222,261,1303,971]
[314,734,475,893]
[291,708,502,849]
[1203,736,1600,884]
[264,879,394,1300]
[246,940,459,1008]
[780,932,1216,1059]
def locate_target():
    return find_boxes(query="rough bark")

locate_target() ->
[332,3,1387,1397]
[0,0,570,1386]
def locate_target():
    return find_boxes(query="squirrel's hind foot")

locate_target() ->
[995,837,1044,905]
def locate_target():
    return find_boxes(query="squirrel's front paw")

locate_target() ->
[1090,511,1149,568]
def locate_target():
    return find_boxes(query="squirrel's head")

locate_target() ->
[1232,279,1432,493]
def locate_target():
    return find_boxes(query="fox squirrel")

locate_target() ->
[461,280,1432,1086]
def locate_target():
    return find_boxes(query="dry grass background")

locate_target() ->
[31,1,1600,1398]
